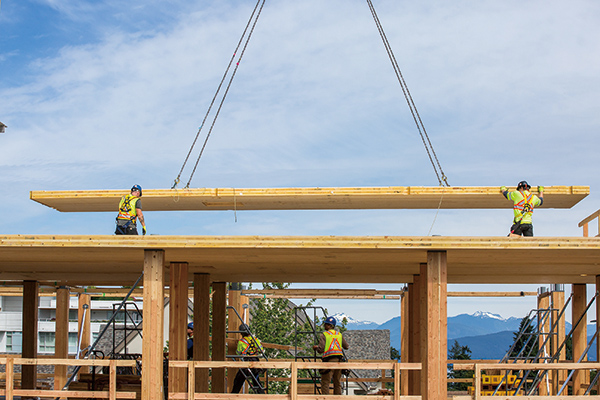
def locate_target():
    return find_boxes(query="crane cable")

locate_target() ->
[365,0,449,187]
[172,0,267,189]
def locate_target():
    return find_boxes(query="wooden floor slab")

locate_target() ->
[1,235,599,285]
[30,186,589,212]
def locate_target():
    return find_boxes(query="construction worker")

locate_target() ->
[115,184,146,235]
[231,324,265,394]
[187,322,193,360]
[501,181,544,237]
[312,316,349,395]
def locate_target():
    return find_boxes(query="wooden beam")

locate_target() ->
[3,235,600,285]
[211,282,227,393]
[54,286,70,392]
[400,287,409,396]
[572,283,587,395]
[77,293,91,362]
[30,185,588,212]
[408,276,420,395]
[193,273,210,393]
[22,280,39,393]
[420,252,447,400]
[168,262,188,393]
[551,287,566,394]
[227,284,242,393]
[142,250,165,400]
[537,291,551,396]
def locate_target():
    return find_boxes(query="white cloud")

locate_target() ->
[1,0,599,318]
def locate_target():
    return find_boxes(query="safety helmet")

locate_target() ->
[516,181,531,191]
[324,316,337,327]
[187,322,193,329]
[239,324,250,334]
[131,184,142,196]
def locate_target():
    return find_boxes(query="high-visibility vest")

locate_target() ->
[117,194,140,222]
[323,329,344,358]
[509,190,541,224]
[237,336,263,356]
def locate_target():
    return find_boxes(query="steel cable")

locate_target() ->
[365,0,449,186]
[172,0,266,189]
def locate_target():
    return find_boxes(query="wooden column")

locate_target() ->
[572,283,587,395]
[420,252,448,400]
[169,262,188,394]
[22,280,39,392]
[596,277,600,394]
[142,250,165,400]
[211,282,227,393]
[537,290,550,396]
[400,287,409,395]
[408,275,421,395]
[550,286,565,395]
[77,293,91,361]
[193,273,211,393]
[54,286,70,391]
[227,283,243,393]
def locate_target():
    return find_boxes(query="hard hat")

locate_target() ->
[187,322,193,329]
[131,184,142,196]
[324,316,337,327]
[239,324,250,334]
[517,181,531,190]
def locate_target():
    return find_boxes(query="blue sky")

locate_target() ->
[1,0,600,323]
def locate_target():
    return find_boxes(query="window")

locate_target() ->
[69,332,78,353]
[39,332,55,353]
[6,332,22,353]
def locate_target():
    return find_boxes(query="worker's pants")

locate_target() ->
[510,223,533,237]
[231,368,264,394]
[320,356,343,395]
[115,224,138,235]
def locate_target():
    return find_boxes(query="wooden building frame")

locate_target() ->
[1,187,599,400]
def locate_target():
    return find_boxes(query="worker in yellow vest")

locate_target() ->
[115,184,146,235]
[501,180,543,237]
[231,324,265,394]
[312,316,349,395]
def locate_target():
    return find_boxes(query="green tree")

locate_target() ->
[249,282,316,393]
[447,340,473,391]
[509,315,539,360]
[385,346,401,390]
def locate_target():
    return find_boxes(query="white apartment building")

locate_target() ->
[0,295,143,355]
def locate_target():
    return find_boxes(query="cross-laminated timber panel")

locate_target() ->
[29,185,588,212]
[1,235,600,285]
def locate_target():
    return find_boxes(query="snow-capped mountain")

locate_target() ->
[329,313,379,330]
[472,311,505,320]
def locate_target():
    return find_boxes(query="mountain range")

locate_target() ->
[332,311,597,360]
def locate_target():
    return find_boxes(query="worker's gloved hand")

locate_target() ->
[538,186,544,193]
[500,186,507,192]
[142,226,147,235]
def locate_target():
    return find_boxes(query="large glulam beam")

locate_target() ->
[30,186,589,212]
[1,235,600,285]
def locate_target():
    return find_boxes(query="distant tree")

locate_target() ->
[386,347,401,390]
[249,282,316,394]
[390,346,400,361]
[509,315,539,360]
[448,340,473,391]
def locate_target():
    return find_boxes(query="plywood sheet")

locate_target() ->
[29,186,589,212]
[1,235,599,285]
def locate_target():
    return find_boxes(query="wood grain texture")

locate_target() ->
[30,185,588,211]
[1,235,600,285]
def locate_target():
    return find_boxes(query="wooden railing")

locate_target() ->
[579,209,600,237]
[168,360,421,400]
[454,362,600,400]
[0,357,138,400]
